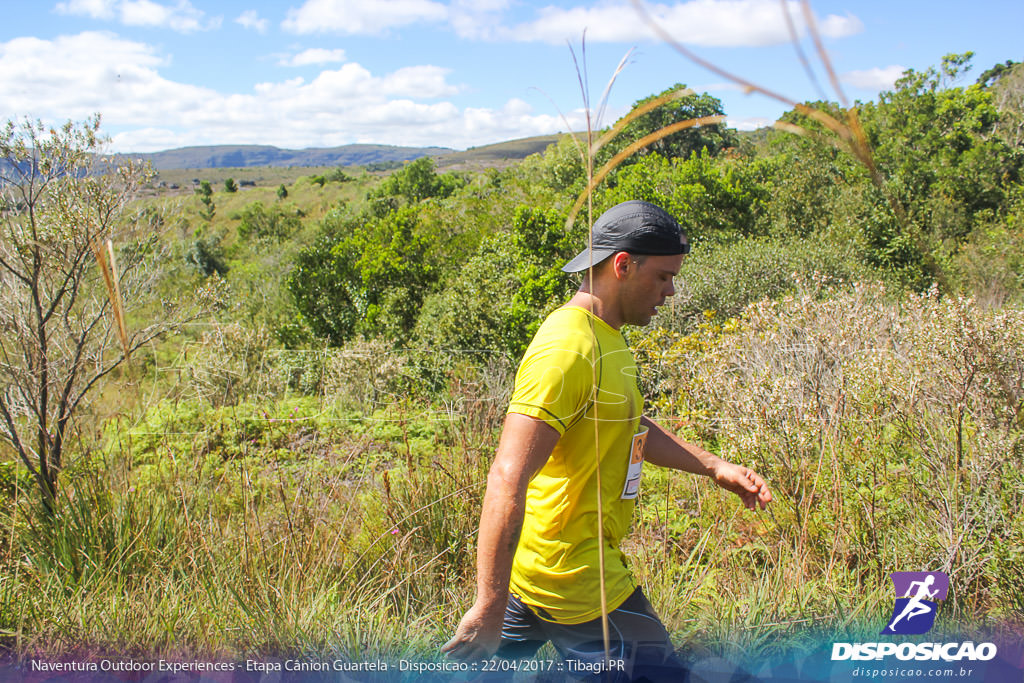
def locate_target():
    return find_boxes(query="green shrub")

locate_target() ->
[639,282,1024,603]
[369,157,464,204]
[601,151,769,243]
[658,234,879,332]
[413,206,577,359]
[288,206,439,344]
[184,234,229,276]
[236,200,302,242]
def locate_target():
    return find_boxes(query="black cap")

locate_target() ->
[562,200,689,273]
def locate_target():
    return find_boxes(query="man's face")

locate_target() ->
[620,253,684,327]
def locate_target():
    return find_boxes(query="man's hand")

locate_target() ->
[711,461,772,510]
[442,600,506,661]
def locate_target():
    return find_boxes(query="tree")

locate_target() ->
[604,84,737,164]
[288,206,439,344]
[370,157,464,204]
[185,235,228,276]
[601,151,769,243]
[859,53,1022,263]
[277,183,288,200]
[224,177,238,193]
[329,167,352,183]
[0,117,194,509]
[977,60,1020,88]
[986,61,1024,149]
[414,207,577,358]
[197,180,215,220]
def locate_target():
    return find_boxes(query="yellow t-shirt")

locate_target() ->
[507,305,645,624]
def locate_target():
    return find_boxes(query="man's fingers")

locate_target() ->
[729,467,771,510]
[442,633,477,658]
[442,640,472,660]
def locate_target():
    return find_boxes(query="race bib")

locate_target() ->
[620,426,648,499]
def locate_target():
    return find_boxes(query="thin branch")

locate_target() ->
[781,0,827,101]
[0,393,37,478]
[67,324,168,419]
[40,241,92,328]
[0,253,33,286]
[799,0,849,108]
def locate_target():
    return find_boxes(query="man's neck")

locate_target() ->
[566,291,623,330]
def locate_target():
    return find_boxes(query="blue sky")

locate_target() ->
[1,0,1020,153]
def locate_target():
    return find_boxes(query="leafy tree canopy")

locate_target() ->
[288,206,439,344]
[370,156,465,205]
[603,84,737,164]
[414,206,578,359]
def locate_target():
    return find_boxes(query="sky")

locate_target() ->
[1,0,1021,153]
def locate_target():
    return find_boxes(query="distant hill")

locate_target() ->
[129,143,454,170]
[438,134,563,167]
[124,135,566,171]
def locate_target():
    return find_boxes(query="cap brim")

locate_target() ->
[561,248,619,273]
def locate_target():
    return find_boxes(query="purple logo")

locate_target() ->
[882,571,949,635]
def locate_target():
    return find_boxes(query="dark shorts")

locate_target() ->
[495,588,689,682]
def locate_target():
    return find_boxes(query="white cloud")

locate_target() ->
[56,0,220,32]
[55,0,117,20]
[280,48,348,67]
[449,0,510,40]
[817,12,863,39]
[0,31,574,152]
[111,126,192,152]
[841,65,906,91]
[0,32,204,127]
[235,10,269,34]
[282,0,448,35]
[120,0,219,32]
[727,116,773,131]
[380,66,460,98]
[507,0,863,47]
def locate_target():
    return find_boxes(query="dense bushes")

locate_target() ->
[414,206,578,359]
[634,282,1024,619]
[288,206,439,344]
[236,201,302,242]
[601,151,769,243]
[655,235,876,331]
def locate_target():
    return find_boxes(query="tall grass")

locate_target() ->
[3,280,1021,664]
[2,391,491,659]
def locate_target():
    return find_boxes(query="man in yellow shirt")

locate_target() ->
[443,201,772,679]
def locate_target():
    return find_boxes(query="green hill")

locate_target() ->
[126,135,566,172]
[130,143,454,170]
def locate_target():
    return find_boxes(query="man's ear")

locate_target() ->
[611,251,631,279]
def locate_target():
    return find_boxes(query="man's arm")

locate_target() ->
[441,412,560,661]
[641,416,772,510]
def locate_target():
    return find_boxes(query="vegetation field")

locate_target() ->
[1,53,1023,674]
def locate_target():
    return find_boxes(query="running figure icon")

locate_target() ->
[882,571,949,635]
[887,575,938,632]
